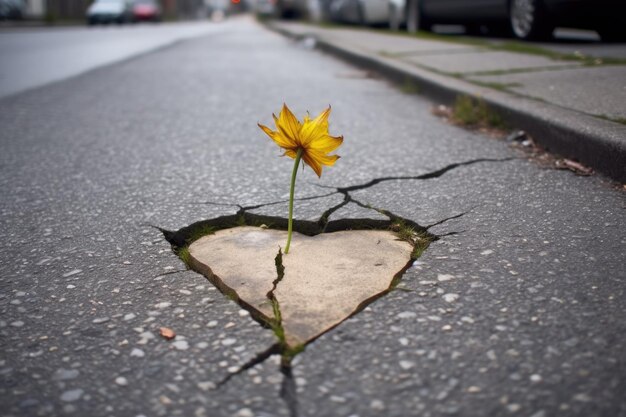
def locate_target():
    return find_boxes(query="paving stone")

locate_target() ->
[189,226,413,346]
[470,65,626,119]
[400,50,577,74]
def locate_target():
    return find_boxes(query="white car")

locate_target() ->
[387,0,406,29]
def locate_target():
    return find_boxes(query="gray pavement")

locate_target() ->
[0,22,223,98]
[269,21,626,182]
[1,15,625,417]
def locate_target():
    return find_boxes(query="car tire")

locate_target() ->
[509,0,553,41]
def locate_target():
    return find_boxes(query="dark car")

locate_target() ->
[87,0,132,24]
[408,0,626,41]
[0,0,25,20]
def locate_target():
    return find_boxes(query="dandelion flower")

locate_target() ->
[259,104,343,253]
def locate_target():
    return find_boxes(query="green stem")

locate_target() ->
[285,148,303,254]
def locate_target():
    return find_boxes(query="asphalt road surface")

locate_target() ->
[1,16,625,417]
[0,22,221,98]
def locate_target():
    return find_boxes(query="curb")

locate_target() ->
[268,23,626,183]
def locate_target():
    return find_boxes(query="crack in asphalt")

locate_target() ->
[424,208,476,230]
[163,157,516,417]
[192,158,514,222]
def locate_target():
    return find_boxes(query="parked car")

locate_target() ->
[403,0,626,41]
[274,0,309,18]
[131,0,161,22]
[329,0,389,25]
[0,0,25,20]
[87,0,132,24]
[387,0,405,29]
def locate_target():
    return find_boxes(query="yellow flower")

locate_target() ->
[258,104,343,177]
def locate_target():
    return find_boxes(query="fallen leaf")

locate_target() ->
[555,159,593,176]
[159,327,176,340]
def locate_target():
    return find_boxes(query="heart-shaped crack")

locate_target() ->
[163,213,435,355]
[191,226,413,348]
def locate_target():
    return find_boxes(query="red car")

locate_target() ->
[132,0,161,22]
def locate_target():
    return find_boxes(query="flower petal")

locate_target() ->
[302,151,323,178]
[258,123,296,150]
[308,148,340,167]
[276,104,302,144]
[309,134,343,154]
[300,106,331,146]
[283,149,298,159]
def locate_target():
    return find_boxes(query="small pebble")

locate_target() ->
[236,408,254,417]
[62,269,82,278]
[172,340,189,350]
[130,348,145,358]
[52,369,79,381]
[198,381,216,391]
[115,376,128,386]
[442,293,459,303]
[221,338,236,346]
[60,389,84,402]
[370,399,385,410]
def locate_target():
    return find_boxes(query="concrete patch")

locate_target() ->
[469,65,626,119]
[188,226,413,347]
[400,50,577,74]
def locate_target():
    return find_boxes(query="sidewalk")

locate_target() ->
[267,21,626,182]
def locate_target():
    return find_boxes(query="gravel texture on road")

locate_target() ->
[1,16,624,417]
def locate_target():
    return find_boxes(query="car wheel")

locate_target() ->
[509,0,553,41]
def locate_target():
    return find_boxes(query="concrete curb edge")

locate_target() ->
[267,23,626,183]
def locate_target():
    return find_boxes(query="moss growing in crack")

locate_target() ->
[282,344,305,362]
[176,246,192,268]
[411,231,433,260]
[400,77,421,95]
[185,224,216,245]
[469,80,522,92]
[597,114,626,125]
[453,95,506,129]
[390,220,435,260]
[236,214,247,227]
